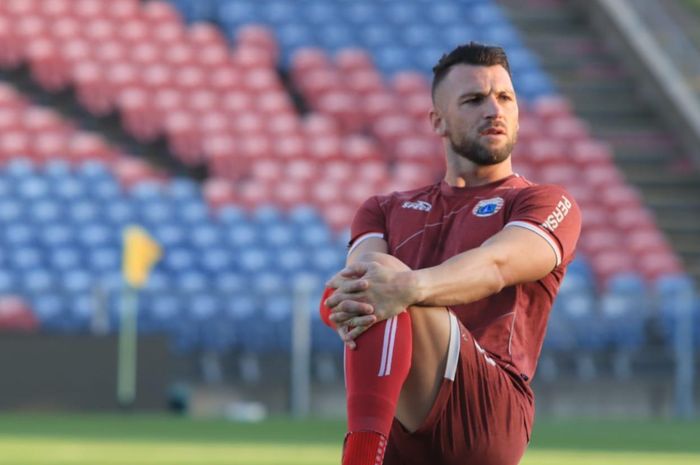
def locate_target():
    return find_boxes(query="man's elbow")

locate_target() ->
[487,264,508,295]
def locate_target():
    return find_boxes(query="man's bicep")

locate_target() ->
[482,225,558,285]
[347,236,388,265]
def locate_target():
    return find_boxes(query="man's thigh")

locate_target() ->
[387,315,533,465]
[394,306,452,432]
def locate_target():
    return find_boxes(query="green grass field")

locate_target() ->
[0,414,698,465]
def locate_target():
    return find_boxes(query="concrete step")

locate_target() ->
[666,233,700,254]
[655,214,700,233]
[643,188,700,209]
[624,169,700,187]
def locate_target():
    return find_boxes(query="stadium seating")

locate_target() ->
[0,0,696,360]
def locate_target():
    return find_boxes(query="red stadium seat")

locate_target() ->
[372,114,416,154]
[303,113,340,138]
[322,201,357,232]
[40,0,71,18]
[208,67,243,94]
[266,113,301,136]
[342,135,382,163]
[151,21,186,46]
[203,177,237,210]
[112,157,162,187]
[198,111,229,137]
[598,184,643,210]
[612,207,656,232]
[188,23,229,49]
[83,18,116,43]
[220,89,255,115]
[164,110,202,165]
[26,38,70,92]
[273,133,307,160]
[549,116,589,143]
[234,46,276,72]
[532,95,573,120]
[638,251,683,281]
[196,45,231,70]
[33,130,70,163]
[50,16,81,41]
[68,131,116,163]
[117,86,160,142]
[274,180,309,209]
[120,19,149,45]
[237,179,272,209]
[94,40,126,64]
[335,48,375,73]
[235,24,279,65]
[308,134,343,162]
[571,139,614,167]
[202,135,245,180]
[285,159,319,182]
[392,71,430,98]
[0,17,23,68]
[142,1,182,25]
[291,47,331,77]
[589,250,637,289]
[345,69,385,97]
[251,159,283,184]
[106,0,140,21]
[317,90,363,133]
[582,163,625,189]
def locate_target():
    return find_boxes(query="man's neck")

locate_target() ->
[444,158,513,187]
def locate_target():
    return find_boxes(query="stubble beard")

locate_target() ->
[449,132,516,166]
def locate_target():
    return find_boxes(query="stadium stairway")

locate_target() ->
[498,0,700,285]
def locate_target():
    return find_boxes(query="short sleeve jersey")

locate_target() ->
[349,174,581,384]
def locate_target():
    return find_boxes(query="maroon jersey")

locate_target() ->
[349,174,581,384]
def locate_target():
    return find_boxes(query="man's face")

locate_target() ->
[432,64,519,166]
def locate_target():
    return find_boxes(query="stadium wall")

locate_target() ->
[0,333,172,411]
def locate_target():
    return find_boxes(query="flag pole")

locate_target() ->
[117,225,162,408]
[117,284,139,407]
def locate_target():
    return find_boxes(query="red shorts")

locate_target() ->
[384,314,534,465]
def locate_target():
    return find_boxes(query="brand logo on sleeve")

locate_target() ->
[402,200,432,212]
[472,197,504,217]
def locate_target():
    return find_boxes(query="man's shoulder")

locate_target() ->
[367,182,441,209]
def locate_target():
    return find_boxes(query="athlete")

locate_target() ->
[319,42,582,465]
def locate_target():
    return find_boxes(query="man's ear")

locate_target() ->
[430,109,447,136]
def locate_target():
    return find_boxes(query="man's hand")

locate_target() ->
[326,253,416,346]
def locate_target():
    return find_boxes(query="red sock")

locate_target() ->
[343,312,412,465]
[342,431,387,465]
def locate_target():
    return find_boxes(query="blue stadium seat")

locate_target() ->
[239,247,272,273]
[215,272,248,293]
[103,199,136,226]
[68,200,100,224]
[4,158,35,180]
[0,198,23,222]
[22,269,55,296]
[225,223,259,249]
[217,205,247,227]
[200,246,233,274]
[48,247,84,272]
[29,199,62,224]
[278,248,307,273]
[9,246,43,271]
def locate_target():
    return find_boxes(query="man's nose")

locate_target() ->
[483,95,503,118]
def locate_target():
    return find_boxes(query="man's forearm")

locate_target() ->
[405,246,505,308]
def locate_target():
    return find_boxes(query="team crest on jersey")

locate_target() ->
[472,197,504,217]
[402,200,432,212]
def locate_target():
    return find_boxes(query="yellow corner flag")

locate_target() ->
[122,225,162,289]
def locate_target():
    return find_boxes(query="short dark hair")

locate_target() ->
[431,42,511,99]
